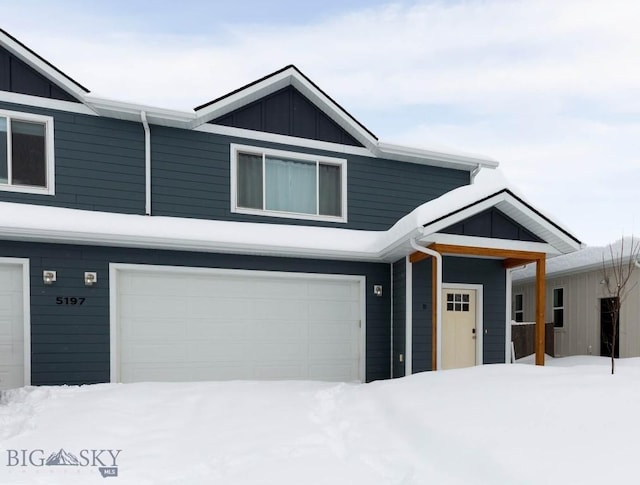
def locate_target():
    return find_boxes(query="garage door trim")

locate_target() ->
[0,257,31,388]
[109,263,367,383]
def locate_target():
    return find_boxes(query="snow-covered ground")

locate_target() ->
[1,356,638,485]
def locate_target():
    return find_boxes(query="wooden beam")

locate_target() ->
[429,243,545,262]
[535,257,546,366]
[432,258,437,371]
[409,251,431,264]
[503,258,539,269]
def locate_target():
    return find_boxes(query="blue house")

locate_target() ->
[0,29,582,388]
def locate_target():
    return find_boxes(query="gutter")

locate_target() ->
[409,234,443,371]
[470,164,482,183]
[141,111,151,215]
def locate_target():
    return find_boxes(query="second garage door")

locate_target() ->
[112,266,364,383]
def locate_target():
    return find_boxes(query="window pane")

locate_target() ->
[11,120,46,187]
[515,312,524,323]
[515,294,523,312]
[553,288,563,307]
[553,309,564,327]
[265,157,316,214]
[0,117,7,184]
[319,163,341,216]
[237,153,263,209]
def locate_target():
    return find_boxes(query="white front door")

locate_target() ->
[112,266,364,383]
[0,262,26,390]
[441,288,477,370]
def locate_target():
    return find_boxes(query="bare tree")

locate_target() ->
[601,236,640,374]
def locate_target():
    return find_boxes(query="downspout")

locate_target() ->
[410,234,443,370]
[141,111,151,215]
[470,163,482,184]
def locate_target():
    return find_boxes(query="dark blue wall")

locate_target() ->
[409,256,507,372]
[0,101,469,230]
[0,47,79,102]
[0,101,146,213]
[392,258,405,378]
[442,208,543,242]
[212,86,363,147]
[0,240,391,385]
[151,125,469,230]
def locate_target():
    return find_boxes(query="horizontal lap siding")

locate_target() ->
[392,259,406,377]
[412,258,433,372]
[151,126,469,230]
[0,240,390,385]
[0,102,145,213]
[443,257,506,364]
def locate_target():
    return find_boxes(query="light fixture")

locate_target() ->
[373,284,383,297]
[84,272,98,286]
[43,270,57,285]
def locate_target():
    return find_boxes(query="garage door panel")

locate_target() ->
[120,317,189,340]
[308,301,360,320]
[308,320,358,339]
[248,299,309,320]
[116,268,363,383]
[0,264,24,390]
[308,280,360,301]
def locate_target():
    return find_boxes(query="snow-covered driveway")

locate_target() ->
[1,356,638,484]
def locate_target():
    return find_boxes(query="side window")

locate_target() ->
[553,288,564,328]
[0,109,54,195]
[514,294,524,322]
[231,144,346,223]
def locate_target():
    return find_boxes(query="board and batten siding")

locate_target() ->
[513,270,640,358]
[150,125,469,231]
[0,101,146,213]
[0,240,391,386]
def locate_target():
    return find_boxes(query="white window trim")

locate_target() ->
[552,287,564,328]
[0,108,55,195]
[230,143,347,223]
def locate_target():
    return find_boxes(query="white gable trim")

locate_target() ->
[193,67,379,151]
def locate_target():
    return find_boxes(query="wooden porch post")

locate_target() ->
[535,256,546,366]
[432,258,437,371]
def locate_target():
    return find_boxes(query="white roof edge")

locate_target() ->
[376,142,500,169]
[0,30,89,102]
[0,176,581,263]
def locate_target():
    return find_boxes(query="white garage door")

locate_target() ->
[113,266,364,383]
[0,261,26,390]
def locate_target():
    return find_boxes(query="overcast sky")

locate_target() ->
[3,0,638,246]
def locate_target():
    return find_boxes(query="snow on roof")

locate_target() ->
[0,171,581,261]
[512,236,640,281]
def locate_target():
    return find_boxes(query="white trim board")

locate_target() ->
[0,257,31,387]
[440,283,484,370]
[109,263,367,383]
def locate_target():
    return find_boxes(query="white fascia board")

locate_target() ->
[1,33,89,101]
[193,70,292,125]
[288,74,378,152]
[421,191,581,255]
[496,193,583,253]
[83,95,196,127]
[0,91,99,116]
[376,142,499,170]
[196,123,375,157]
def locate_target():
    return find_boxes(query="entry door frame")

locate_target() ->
[440,283,484,369]
[0,257,31,387]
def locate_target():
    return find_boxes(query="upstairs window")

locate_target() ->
[0,109,54,195]
[553,288,564,328]
[231,144,346,223]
